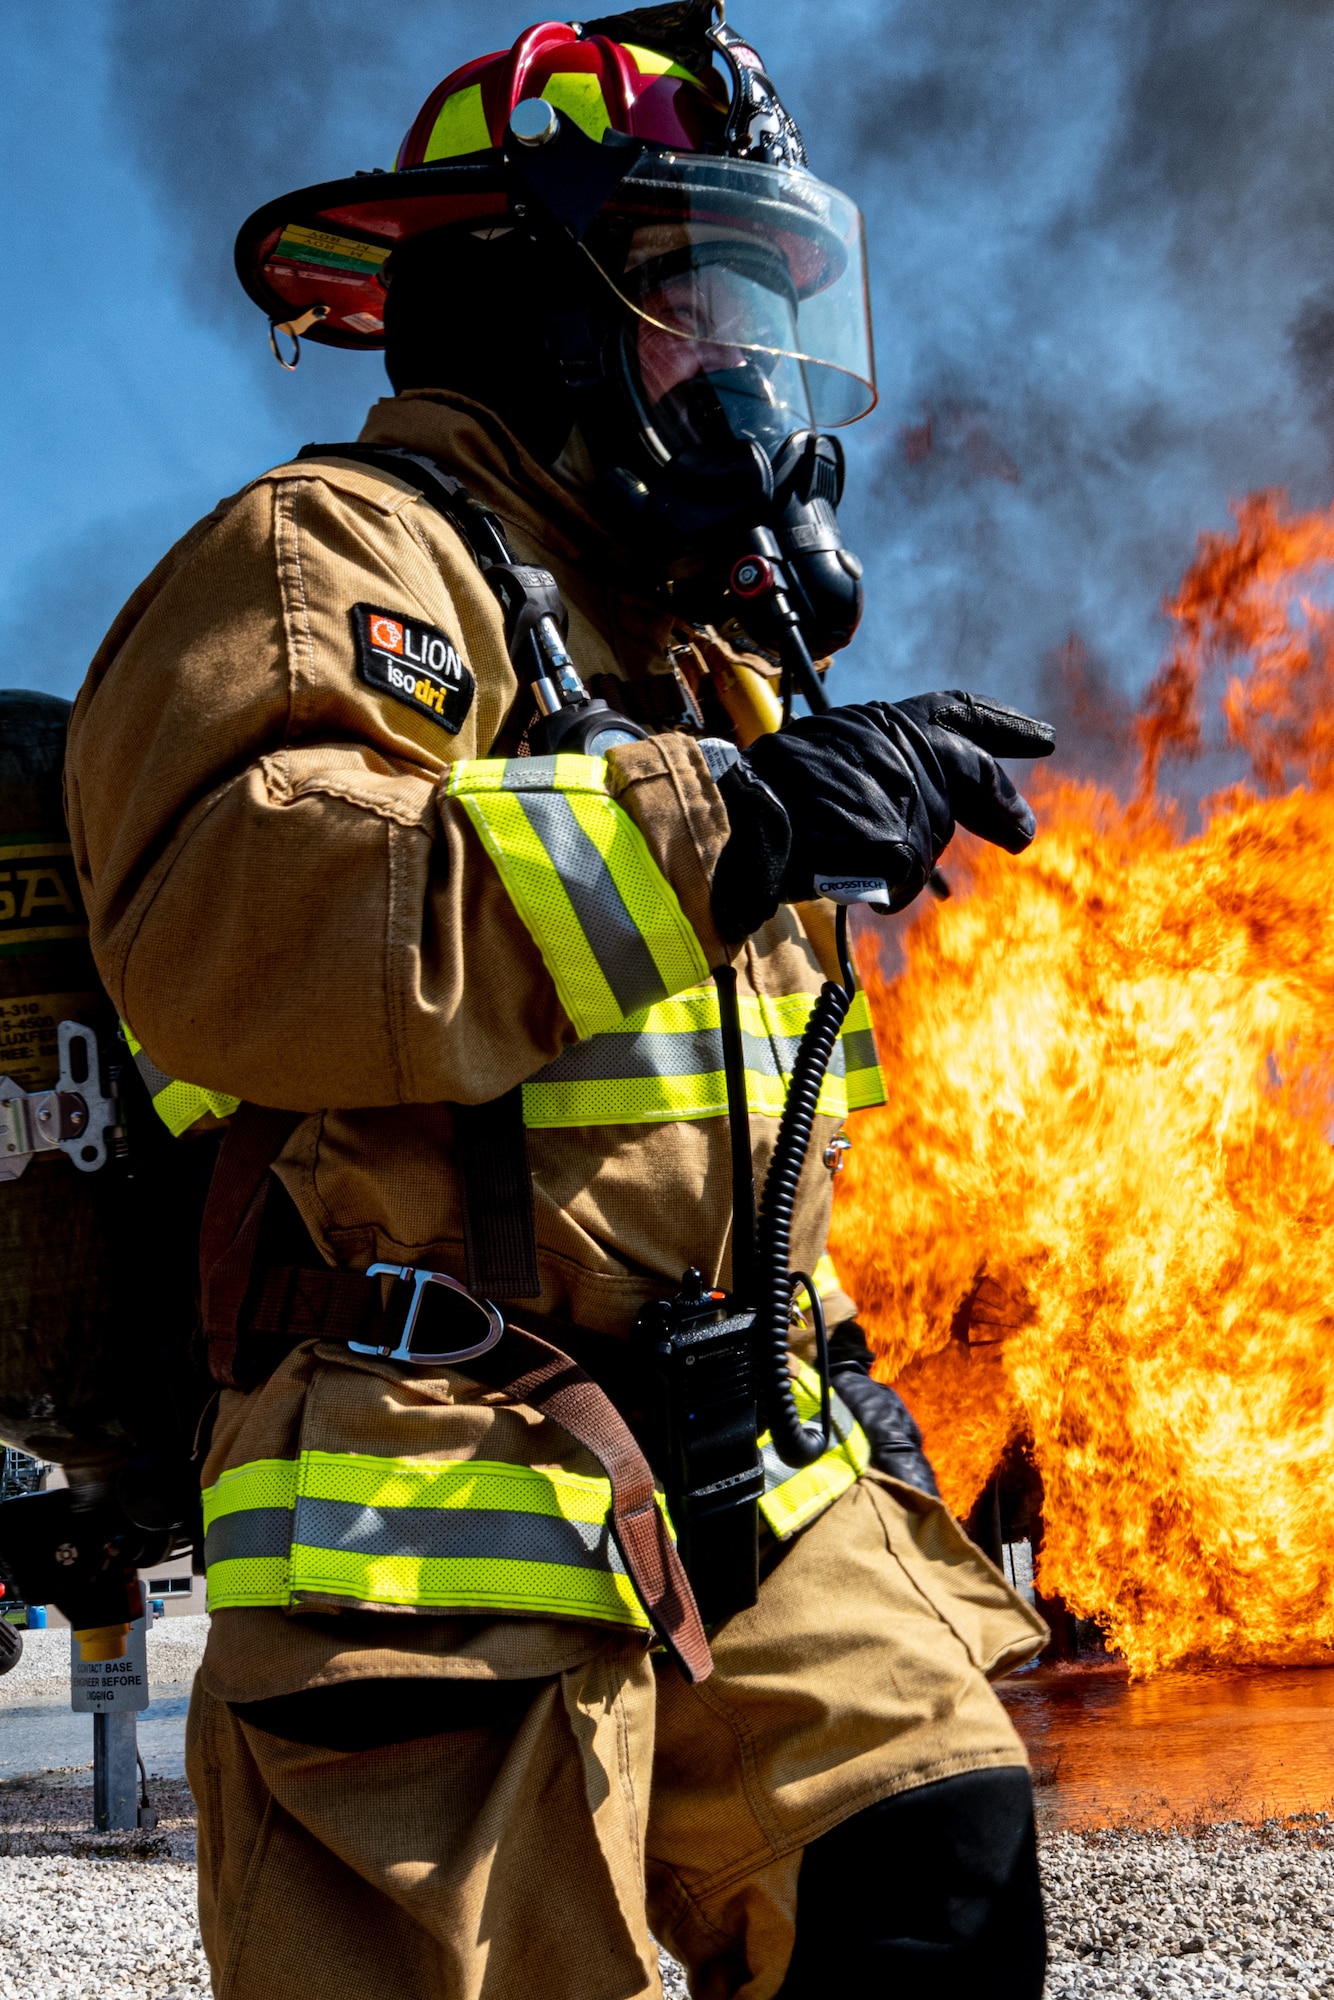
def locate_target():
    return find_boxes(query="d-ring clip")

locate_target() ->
[269,303,330,370]
[350,1264,505,1368]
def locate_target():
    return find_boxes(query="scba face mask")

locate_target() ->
[564,150,874,662]
[623,239,815,465]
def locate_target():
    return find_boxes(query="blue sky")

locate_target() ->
[6,0,1334,785]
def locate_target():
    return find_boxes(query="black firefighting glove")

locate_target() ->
[708,693,1054,939]
[828,1321,941,1499]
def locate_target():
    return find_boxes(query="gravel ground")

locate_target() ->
[0,1777,207,1998]
[1044,1819,1334,1996]
[1,1768,1331,1995]
[660,1951,689,1995]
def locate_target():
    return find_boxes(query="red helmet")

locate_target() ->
[234,8,874,434]
[236,14,733,354]
[396,20,727,170]
[235,9,874,656]
[234,8,824,335]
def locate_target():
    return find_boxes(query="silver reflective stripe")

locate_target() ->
[494,755,563,791]
[204,1508,293,1567]
[529,1024,846,1087]
[131,1043,175,1100]
[514,791,669,1019]
[291,1497,629,1574]
[759,1387,860,1496]
[534,1026,722,1085]
[840,1028,879,1073]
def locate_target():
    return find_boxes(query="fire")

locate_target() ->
[830,491,1334,1675]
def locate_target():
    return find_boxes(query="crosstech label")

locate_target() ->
[351,602,475,736]
[812,873,892,910]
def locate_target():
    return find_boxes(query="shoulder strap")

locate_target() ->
[199,1104,304,1387]
[453,1089,541,1299]
[296,441,514,570]
[295,442,544,1294]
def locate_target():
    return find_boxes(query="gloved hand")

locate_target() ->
[709,693,1054,938]
[828,1321,941,1498]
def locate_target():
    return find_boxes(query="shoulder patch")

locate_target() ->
[351,603,475,735]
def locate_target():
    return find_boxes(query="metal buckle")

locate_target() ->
[348,1265,505,1369]
[0,1023,117,1184]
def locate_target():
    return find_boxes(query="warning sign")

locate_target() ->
[71,1603,150,1713]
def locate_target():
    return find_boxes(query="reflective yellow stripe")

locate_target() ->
[205,1555,291,1609]
[539,73,612,142]
[521,983,887,1127]
[839,990,887,1111]
[294,1451,613,1519]
[202,1416,861,1611]
[623,42,698,80]
[422,81,493,161]
[202,1451,656,1629]
[450,755,608,797]
[201,1458,297,1611]
[758,1362,871,1541]
[288,1549,647,1625]
[811,1252,841,1300]
[448,756,709,1040]
[121,1022,241,1137]
[206,1457,299,1518]
[204,1388,865,1616]
[564,788,706,1001]
[460,784,619,1031]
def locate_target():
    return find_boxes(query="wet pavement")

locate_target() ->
[1000,1663,1334,1828]
[0,1685,192,1782]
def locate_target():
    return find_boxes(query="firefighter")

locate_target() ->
[64,8,1054,1995]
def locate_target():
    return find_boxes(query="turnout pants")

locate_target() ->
[187,1473,1046,2000]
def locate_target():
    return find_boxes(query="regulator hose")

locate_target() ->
[756,906,856,1467]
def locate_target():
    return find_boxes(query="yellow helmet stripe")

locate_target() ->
[422,81,493,163]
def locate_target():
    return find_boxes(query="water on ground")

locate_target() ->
[1001,1663,1334,1827]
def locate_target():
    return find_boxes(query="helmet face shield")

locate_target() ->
[624,240,814,457]
[585,153,877,453]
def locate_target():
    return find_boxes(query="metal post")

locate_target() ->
[73,1584,151,1831]
[93,1709,140,1831]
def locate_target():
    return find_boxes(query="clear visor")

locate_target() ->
[583,154,877,446]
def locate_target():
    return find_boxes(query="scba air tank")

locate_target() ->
[0,691,204,1483]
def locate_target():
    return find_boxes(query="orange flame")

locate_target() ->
[830,492,1334,1675]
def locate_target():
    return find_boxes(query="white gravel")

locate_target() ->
[1044,1821,1334,1995]
[659,1949,689,1994]
[0,1771,1329,1996]
[0,1857,208,1998]
[0,1777,207,1997]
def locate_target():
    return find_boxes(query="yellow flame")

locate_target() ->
[830,492,1334,1676]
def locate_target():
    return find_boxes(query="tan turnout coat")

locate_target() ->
[65,390,1044,2000]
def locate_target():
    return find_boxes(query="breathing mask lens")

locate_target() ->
[585,153,877,444]
[627,245,813,457]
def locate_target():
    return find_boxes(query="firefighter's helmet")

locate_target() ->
[233,6,875,434]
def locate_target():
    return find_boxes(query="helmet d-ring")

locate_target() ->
[268,303,330,370]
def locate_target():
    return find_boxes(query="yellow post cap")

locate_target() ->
[74,1624,130,1662]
